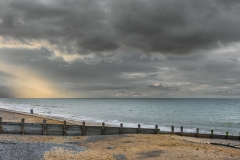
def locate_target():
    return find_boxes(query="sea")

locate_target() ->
[0,98,239,136]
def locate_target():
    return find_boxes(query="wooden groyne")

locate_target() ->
[0,117,239,141]
[0,117,158,136]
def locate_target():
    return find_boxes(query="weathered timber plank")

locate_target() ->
[46,129,64,133]
[66,131,82,136]
[85,126,102,135]
[46,128,63,133]
[66,125,81,135]
[67,130,82,133]
[159,131,172,134]
[2,127,21,134]
[24,123,43,127]
[197,134,211,138]
[182,133,197,137]
[104,127,120,135]
[66,125,82,130]
[173,132,181,135]
[2,126,21,130]
[141,129,155,134]
[46,124,64,135]
[227,136,239,140]
[212,135,226,139]
[24,124,43,131]
[25,127,42,132]
[67,128,81,132]
[46,124,64,128]
[2,122,21,126]
[24,131,43,135]
[122,128,138,134]
[46,131,64,136]
[66,125,82,128]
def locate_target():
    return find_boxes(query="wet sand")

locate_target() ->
[0,108,97,125]
[0,109,240,159]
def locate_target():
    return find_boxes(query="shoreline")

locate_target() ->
[0,107,100,126]
[1,107,239,141]
[1,99,239,136]
[0,108,240,159]
[0,107,239,135]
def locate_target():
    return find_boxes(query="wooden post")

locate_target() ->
[154,125,159,134]
[137,124,141,134]
[82,121,85,136]
[119,123,123,134]
[0,117,2,134]
[63,120,67,136]
[101,122,105,135]
[21,118,25,134]
[171,126,174,134]
[196,128,199,137]
[211,130,213,138]
[43,119,46,135]
[180,126,183,136]
[226,132,228,139]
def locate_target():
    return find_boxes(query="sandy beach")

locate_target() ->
[0,108,99,126]
[0,109,240,160]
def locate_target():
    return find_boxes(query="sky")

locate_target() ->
[0,0,240,98]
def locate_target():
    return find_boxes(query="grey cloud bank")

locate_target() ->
[1,0,240,54]
[0,0,240,98]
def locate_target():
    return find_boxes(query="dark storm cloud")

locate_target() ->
[1,0,240,98]
[111,0,240,54]
[0,0,119,53]
[1,0,240,54]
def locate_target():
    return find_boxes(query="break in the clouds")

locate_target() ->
[0,0,240,98]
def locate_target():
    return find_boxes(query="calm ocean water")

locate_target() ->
[0,98,239,135]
